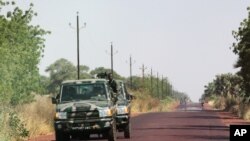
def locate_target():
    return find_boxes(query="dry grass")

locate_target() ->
[213,96,226,110]
[239,103,250,120]
[158,98,178,112]
[0,96,55,141]
[131,90,176,113]
[16,95,55,138]
[208,95,250,120]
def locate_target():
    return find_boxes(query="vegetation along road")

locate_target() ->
[29,103,250,141]
[2,1,250,141]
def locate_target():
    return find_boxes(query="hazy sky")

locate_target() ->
[16,0,249,102]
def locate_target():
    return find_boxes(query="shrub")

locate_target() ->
[9,112,29,139]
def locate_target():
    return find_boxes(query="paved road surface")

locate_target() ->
[30,103,232,141]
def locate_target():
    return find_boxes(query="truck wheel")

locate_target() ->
[124,122,131,138]
[108,119,117,141]
[55,130,70,141]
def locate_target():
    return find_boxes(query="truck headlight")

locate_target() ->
[99,108,112,118]
[55,112,67,119]
[117,106,128,115]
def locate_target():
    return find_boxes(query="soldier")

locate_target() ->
[107,73,118,93]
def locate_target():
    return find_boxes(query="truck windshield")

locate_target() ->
[60,83,108,102]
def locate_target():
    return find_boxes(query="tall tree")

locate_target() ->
[79,65,91,79]
[0,1,49,105]
[202,73,243,100]
[45,58,92,94]
[46,58,76,93]
[232,7,250,101]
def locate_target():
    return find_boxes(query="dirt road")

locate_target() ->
[29,103,249,141]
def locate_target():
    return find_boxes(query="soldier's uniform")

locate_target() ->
[108,79,118,93]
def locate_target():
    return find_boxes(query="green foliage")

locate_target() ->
[202,73,243,103]
[0,1,49,105]
[45,58,92,94]
[0,1,48,140]
[9,112,29,139]
[79,65,91,79]
[37,75,50,95]
[46,58,77,93]
[0,109,29,141]
[232,7,250,101]
[43,58,188,101]
[126,74,188,101]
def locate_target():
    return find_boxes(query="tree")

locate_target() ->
[37,75,50,95]
[45,58,92,94]
[46,58,76,94]
[0,1,49,140]
[79,65,91,79]
[0,1,49,105]
[232,7,250,102]
[202,73,243,101]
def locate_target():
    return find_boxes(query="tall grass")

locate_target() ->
[208,95,250,120]
[131,89,177,113]
[16,95,55,138]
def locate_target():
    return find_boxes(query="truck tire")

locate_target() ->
[55,130,70,141]
[108,119,117,141]
[124,122,131,138]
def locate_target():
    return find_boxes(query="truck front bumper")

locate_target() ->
[54,118,113,133]
[116,114,130,130]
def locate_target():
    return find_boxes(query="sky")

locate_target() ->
[15,0,250,102]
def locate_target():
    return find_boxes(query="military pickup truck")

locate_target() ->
[116,80,132,138]
[52,79,118,141]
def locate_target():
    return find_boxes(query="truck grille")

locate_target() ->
[67,110,99,119]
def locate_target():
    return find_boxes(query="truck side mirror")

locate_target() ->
[52,97,57,104]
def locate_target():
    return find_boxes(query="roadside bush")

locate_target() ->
[9,112,29,140]
[0,107,29,141]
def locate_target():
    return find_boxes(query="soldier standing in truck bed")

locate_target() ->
[107,73,118,93]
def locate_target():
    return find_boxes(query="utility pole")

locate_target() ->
[69,12,86,80]
[140,64,147,86]
[76,12,80,80]
[150,68,153,94]
[171,85,174,97]
[161,75,164,99]
[157,72,159,99]
[106,42,118,76]
[129,55,135,89]
[165,77,169,96]
[111,42,113,75]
